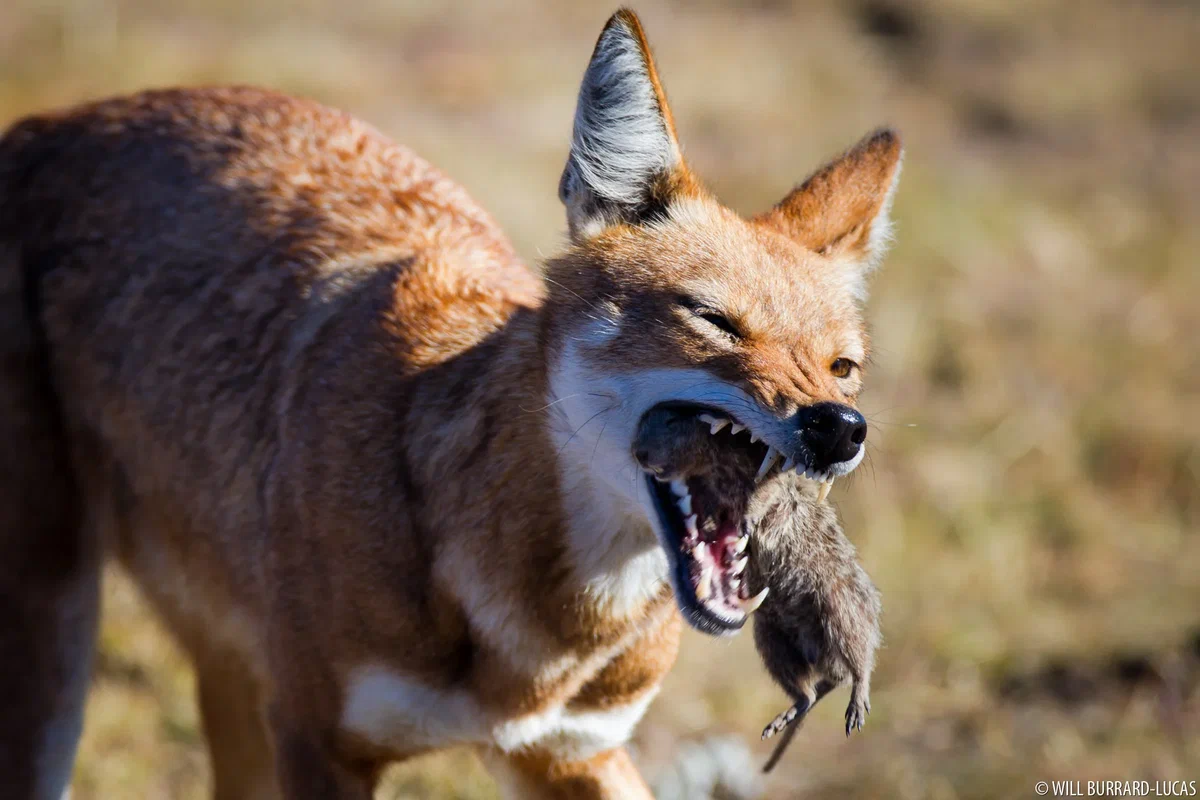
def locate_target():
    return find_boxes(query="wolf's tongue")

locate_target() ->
[701,521,741,577]
[715,520,739,548]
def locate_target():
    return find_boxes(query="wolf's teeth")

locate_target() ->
[731,556,748,576]
[741,586,769,613]
[684,514,699,537]
[782,456,795,472]
[696,562,714,600]
[755,446,780,480]
[670,479,688,498]
[710,420,729,434]
[730,577,742,593]
[677,494,692,515]
[730,423,746,435]
[749,432,761,444]
[817,479,834,503]
[734,535,749,554]
[698,413,718,425]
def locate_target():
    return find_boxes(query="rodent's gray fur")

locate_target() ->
[744,476,881,771]
[633,407,882,773]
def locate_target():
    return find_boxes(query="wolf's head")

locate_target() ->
[543,9,902,635]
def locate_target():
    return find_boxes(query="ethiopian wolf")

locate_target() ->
[0,7,901,798]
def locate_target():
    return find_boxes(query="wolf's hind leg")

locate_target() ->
[196,653,279,800]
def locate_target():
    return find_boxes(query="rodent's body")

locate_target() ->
[745,483,880,771]
[634,407,882,772]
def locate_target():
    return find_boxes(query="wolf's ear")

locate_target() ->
[758,129,903,290]
[559,9,688,240]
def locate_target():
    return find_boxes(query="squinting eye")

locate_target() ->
[699,312,738,337]
[830,358,857,379]
[691,307,741,338]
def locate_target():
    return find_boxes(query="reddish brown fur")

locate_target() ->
[545,204,874,412]
[0,8,901,799]
[0,83,682,800]
[757,129,903,262]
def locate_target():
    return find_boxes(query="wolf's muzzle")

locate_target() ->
[795,402,867,469]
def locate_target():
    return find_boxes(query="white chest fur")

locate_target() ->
[340,665,658,761]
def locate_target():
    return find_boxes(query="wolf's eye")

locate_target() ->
[690,307,741,338]
[699,312,739,337]
[830,358,858,378]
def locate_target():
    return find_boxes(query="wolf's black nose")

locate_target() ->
[799,402,866,467]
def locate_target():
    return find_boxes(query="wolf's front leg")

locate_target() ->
[269,719,378,800]
[483,747,654,800]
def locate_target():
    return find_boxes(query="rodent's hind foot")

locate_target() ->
[761,704,798,740]
[844,694,868,737]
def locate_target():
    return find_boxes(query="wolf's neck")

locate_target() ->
[554,453,670,618]
[434,301,666,622]
[534,321,669,620]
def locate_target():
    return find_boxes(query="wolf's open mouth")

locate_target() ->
[638,403,840,635]
[647,470,764,634]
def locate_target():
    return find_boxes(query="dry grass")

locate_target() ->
[3,0,1198,797]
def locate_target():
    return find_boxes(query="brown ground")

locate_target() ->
[2,1,1198,797]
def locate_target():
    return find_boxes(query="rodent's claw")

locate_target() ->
[844,699,867,737]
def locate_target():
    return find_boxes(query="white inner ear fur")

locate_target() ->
[862,149,904,268]
[562,19,680,233]
[842,149,904,303]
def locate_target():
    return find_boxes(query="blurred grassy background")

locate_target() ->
[3,0,1198,797]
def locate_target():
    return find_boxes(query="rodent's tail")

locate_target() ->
[760,684,834,774]
[761,716,804,774]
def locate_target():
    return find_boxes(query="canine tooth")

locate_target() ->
[685,514,699,537]
[677,494,692,515]
[755,446,780,480]
[817,479,834,503]
[696,562,714,600]
[742,586,769,613]
[670,479,688,498]
[698,413,718,424]
[782,456,795,472]
[710,419,729,434]
[749,432,761,443]
[730,577,742,593]
[734,535,748,554]
[731,556,748,576]
[730,423,746,435]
